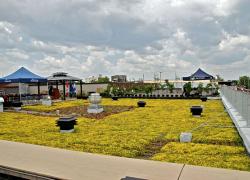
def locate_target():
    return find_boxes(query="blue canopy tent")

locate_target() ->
[183,68,214,81]
[0,67,47,100]
[0,67,47,83]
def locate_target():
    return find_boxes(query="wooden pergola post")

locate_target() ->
[63,80,66,100]
[37,82,41,100]
[38,82,40,96]
[80,80,83,97]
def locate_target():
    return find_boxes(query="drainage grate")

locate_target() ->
[121,176,148,180]
[0,173,27,180]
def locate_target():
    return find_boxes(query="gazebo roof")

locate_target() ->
[0,67,47,83]
[48,72,81,81]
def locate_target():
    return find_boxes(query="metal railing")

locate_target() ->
[220,85,250,127]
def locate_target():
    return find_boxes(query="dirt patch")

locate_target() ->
[53,105,135,119]
[138,133,168,159]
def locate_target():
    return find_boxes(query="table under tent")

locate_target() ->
[0,67,48,106]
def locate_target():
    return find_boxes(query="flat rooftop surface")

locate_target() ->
[1,99,249,171]
[0,140,250,180]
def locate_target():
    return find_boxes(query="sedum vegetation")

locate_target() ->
[22,100,88,112]
[0,99,249,171]
[152,143,249,171]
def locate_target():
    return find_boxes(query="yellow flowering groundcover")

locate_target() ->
[23,100,88,112]
[0,99,249,171]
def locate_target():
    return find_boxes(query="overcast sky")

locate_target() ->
[0,0,249,80]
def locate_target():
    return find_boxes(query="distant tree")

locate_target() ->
[160,83,167,90]
[154,83,161,90]
[214,83,219,90]
[132,86,140,94]
[216,75,224,81]
[213,83,220,96]
[90,79,97,83]
[97,76,110,83]
[111,86,120,96]
[166,82,175,93]
[144,85,154,95]
[103,84,112,96]
[197,83,204,95]
[239,76,250,89]
[183,82,192,96]
[204,83,212,93]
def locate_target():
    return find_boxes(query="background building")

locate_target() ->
[111,75,127,82]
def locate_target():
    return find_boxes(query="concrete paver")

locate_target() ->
[0,140,250,180]
[180,165,250,180]
[0,140,182,180]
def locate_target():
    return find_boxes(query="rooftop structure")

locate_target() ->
[0,67,47,98]
[183,68,214,81]
[48,72,82,100]
[111,75,127,83]
[0,67,47,83]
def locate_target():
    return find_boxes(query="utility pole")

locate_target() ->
[160,72,162,83]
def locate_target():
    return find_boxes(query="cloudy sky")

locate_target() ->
[0,0,249,80]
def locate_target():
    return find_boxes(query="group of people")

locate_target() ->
[48,83,77,99]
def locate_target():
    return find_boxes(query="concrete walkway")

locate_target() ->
[0,140,250,180]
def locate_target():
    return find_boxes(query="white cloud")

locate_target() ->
[5,49,29,60]
[0,21,13,34]
[219,32,250,50]
[0,0,249,80]
[214,0,238,17]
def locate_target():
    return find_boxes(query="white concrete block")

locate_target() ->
[87,108,104,114]
[42,100,52,106]
[0,104,3,112]
[180,132,192,143]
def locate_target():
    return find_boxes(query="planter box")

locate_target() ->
[11,101,23,110]
[112,96,118,100]
[137,101,146,107]
[190,106,203,117]
[77,96,88,100]
[201,96,208,102]
[56,116,77,133]
[82,96,88,100]
[11,101,23,107]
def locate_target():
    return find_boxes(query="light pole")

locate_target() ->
[159,72,162,83]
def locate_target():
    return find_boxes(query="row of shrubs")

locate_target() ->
[77,94,202,99]
[110,94,201,99]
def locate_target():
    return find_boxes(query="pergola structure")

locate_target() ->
[48,72,82,100]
